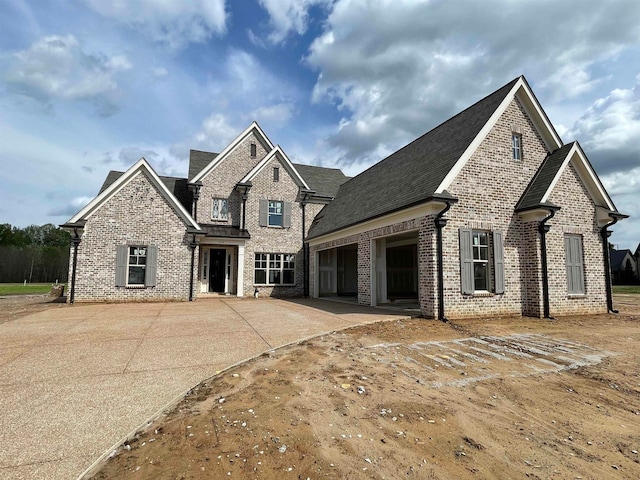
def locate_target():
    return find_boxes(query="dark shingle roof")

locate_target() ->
[200,225,251,239]
[516,142,575,211]
[307,77,520,240]
[189,149,218,181]
[293,163,349,197]
[610,249,633,271]
[100,171,192,212]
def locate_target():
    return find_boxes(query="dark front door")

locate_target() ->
[209,249,226,293]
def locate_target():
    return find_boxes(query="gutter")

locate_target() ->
[300,189,314,297]
[433,194,458,322]
[539,207,559,319]
[601,212,628,313]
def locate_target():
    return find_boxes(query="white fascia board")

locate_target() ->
[190,121,275,183]
[517,208,556,223]
[240,146,310,189]
[515,80,563,150]
[436,78,563,194]
[308,200,448,247]
[68,157,201,231]
[541,143,616,211]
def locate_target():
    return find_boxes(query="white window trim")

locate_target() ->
[472,230,491,293]
[268,200,283,227]
[212,197,229,221]
[254,252,296,286]
[127,245,146,287]
[512,133,522,161]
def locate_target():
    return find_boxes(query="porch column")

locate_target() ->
[237,244,245,297]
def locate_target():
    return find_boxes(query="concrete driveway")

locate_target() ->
[0,298,409,479]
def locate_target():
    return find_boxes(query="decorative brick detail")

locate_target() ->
[70,172,193,302]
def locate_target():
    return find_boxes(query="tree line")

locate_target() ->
[0,224,71,283]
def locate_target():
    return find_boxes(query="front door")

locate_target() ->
[209,249,226,293]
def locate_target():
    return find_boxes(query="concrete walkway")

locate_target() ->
[0,298,410,479]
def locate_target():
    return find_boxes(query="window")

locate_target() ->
[472,231,490,291]
[565,235,585,294]
[273,166,280,182]
[254,253,296,285]
[512,133,522,161]
[212,198,228,221]
[259,200,291,228]
[268,200,283,226]
[128,246,146,285]
[459,229,504,295]
[250,143,257,158]
[116,245,157,287]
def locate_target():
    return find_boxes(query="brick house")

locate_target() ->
[306,76,626,319]
[62,122,347,302]
[64,76,625,318]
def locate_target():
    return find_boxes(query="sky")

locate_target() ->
[1,0,639,249]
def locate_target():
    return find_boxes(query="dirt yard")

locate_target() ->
[0,294,66,325]
[10,295,639,479]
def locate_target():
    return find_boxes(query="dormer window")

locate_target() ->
[250,143,257,158]
[273,166,280,182]
[512,133,522,161]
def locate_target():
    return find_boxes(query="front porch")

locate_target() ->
[196,226,249,297]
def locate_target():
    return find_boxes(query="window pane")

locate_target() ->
[269,254,281,268]
[474,263,488,290]
[283,270,294,284]
[128,266,145,285]
[255,269,266,284]
[269,270,281,284]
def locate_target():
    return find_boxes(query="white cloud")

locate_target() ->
[258,0,332,44]
[48,196,94,216]
[152,67,168,78]
[570,76,640,174]
[190,49,300,150]
[305,0,640,165]
[83,0,227,48]
[5,35,131,113]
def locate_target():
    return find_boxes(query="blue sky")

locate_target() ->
[1,0,640,250]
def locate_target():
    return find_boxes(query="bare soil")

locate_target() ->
[0,294,66,325]
[4,293,638,479]
[81,296,640,478]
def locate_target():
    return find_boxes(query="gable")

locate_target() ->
[517,142,617,221]
[190,122,274,184]
[307,77,521,240]
[66,158,200,230]
[239,146,309,189]
[435,76,562,193]
[100,170,193,212]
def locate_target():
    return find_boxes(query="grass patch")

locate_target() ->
[613,285,640,295]
[0,283,64,296]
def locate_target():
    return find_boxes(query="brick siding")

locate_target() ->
[69,171,193,302]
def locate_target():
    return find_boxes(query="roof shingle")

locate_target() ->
[307,77,520,240]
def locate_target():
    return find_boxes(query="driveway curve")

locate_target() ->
[0,298,409,479]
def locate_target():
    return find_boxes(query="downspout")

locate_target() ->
[190,182,202,222]
[69,227,81,304]
[601,216,620,313]
[241,186,250,232]
[435,201,453,322]
[301,191,311,297]
[539,209,557,319]
[188,234,197,302]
